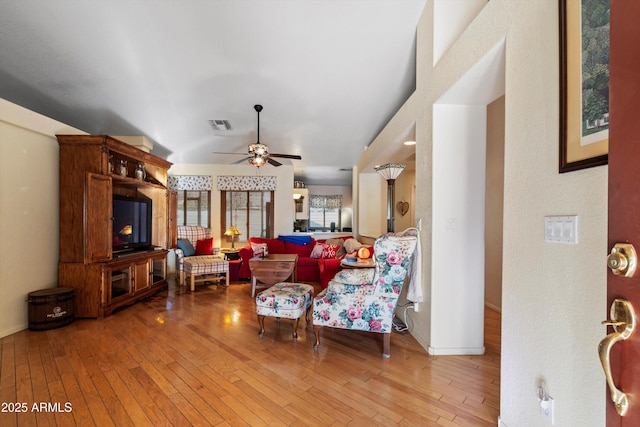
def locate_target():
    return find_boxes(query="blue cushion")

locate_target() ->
[177,238,196,256]
[278,235,312,245]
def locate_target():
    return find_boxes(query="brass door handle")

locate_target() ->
[607,243,637,277]
[598,298,636,416]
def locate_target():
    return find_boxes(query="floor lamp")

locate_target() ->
[375,163,406,232]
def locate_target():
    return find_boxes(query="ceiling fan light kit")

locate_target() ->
[249,155,266,167]
[248,142,268,157]
[213,104,301,168]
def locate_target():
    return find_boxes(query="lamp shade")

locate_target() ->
[224,226,241,237]
[375,163,406,180]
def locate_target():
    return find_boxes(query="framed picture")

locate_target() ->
[559,0,609,173]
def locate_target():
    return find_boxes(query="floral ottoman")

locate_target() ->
[255,282,314,341]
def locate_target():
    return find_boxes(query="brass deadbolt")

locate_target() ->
[607,243,637,277]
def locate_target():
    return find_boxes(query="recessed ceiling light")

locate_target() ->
[403,140,416,145]
[208,119,232,131]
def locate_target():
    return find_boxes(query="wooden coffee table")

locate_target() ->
[249,254,298,297]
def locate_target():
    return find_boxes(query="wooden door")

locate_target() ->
[606,1,640,424]
[133,259,151,293]
[266,201,273,238]
[85,173,112,263]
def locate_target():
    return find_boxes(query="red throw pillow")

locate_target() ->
[321,244,340,259]
[196,238,214,255]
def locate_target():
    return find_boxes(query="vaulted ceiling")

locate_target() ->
[0,1,425,185]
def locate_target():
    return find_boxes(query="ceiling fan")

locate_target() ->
[213,104,302,167]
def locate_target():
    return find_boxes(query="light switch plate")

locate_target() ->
[544,216,578,244]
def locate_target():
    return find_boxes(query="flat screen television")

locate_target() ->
[112,194,152,253]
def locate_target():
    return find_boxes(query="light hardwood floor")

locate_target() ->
[1,279,500,426]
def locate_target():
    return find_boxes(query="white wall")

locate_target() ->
[168,163,295,245]
[394,170,415,233]
[485,96,504,312]
[360,0,607,425]
[357,172,415,237]
[0,99,84,337]
[435,1,606,423]
[357,172,385,237]
[430,104,486,355]
[433,0,488,65]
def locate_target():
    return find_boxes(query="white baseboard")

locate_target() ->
[497,416,507,426]
[427,346,485,356]
[1,322,28,338]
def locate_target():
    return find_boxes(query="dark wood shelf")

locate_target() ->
[57,134,173,318]
[110,174,167,189]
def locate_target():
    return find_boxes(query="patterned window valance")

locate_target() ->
[310,195,342,209]
[168,175,212,191]
[217,176,277,191]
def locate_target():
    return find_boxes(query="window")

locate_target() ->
[222,191,274,241]
[176,190,210,227]
[309,207,340,231]
[309,195,342,231]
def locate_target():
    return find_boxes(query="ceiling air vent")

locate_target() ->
[208,119,232,131]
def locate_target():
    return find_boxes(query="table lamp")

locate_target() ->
[224,226,242,249]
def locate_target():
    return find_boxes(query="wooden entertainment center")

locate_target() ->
[57,135,173,317]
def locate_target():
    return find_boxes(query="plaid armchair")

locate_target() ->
[175,225,222,285]
[312,228,418,358]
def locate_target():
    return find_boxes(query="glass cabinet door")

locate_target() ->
[110,266,131,301]
[152,257,166,286]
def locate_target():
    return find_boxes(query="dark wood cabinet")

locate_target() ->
[57,135,172,317]
[86,173,112,263]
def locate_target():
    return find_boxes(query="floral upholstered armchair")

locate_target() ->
[312,228,419,358]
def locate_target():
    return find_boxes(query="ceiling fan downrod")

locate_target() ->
[254,104,263,143]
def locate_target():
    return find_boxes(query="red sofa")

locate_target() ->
[238,236,352,288]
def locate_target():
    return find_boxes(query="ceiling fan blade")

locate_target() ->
[213,151,246,155]
[267,157,282,167]
[231,156,252,165]
[270,153,302,160]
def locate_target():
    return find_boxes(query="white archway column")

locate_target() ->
[429,104,487,355]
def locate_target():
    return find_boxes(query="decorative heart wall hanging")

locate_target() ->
[397,200,409,216]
